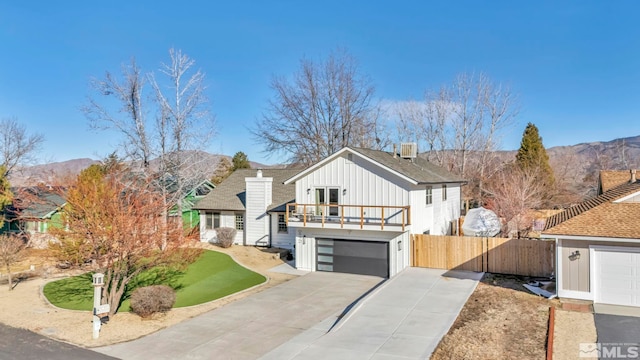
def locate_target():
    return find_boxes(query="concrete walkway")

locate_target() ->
[261,268,482,360]
[95,272,383,360]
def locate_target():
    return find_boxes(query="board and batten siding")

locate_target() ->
[245,176,272,246]
[559,239,640,297]
[270,213,295,250]
[295,154,411,220]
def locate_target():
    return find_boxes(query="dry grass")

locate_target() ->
[431,273,556,360]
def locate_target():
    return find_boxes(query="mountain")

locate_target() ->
[9,136,640,188]
[7,152,275,186]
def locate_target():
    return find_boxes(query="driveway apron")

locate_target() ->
[594,313,640,358]
[261,267,482,360]
[95,272,383,360]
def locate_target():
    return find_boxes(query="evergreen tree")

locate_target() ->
[515,123,554,187]
[231,152,251,171]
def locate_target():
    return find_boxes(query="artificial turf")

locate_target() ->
[43,250,266,312]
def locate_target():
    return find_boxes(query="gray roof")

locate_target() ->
[193,169,301,212]
[349,147,465,184]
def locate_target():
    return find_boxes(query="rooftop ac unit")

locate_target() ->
[400,143,417,158]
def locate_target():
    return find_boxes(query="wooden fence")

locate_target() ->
[411,234,554,277]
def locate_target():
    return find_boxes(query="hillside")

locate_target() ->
[8,152,275,186]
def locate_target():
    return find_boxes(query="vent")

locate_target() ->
[400,143,417,158]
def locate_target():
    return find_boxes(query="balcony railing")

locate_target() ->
[285,203,411,231]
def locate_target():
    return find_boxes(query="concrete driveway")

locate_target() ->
[261,268,482,360]
[95,272,383,360]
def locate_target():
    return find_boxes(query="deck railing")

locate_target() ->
[285,203,411,231]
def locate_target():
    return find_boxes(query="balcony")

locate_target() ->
[285,203,411,231]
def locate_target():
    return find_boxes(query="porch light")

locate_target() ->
[343,189,347,195]
[307,188,311,195]
[569,250,581,261]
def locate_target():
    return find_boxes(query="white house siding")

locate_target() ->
[270,213,296,250]
[198,211,244,245]
[294,228,410,277]
[245,176,272,246]
[410,185,433,234]
[294,154,411,222]
[430,183,461,235]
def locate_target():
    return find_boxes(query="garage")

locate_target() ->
[316,238,389,278]
[594,248,640,307]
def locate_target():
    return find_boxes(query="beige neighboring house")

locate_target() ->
[542,169,640,307]
[599,169,639,194]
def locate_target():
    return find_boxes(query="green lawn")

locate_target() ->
[43,250,266,312]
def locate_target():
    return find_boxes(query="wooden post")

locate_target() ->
[381,207,385,230]
[303,204,307,226]
[360,206,364,229]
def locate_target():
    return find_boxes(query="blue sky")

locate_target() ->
[1,1,639,165]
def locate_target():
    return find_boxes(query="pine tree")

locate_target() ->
[515,123,554,187]
[231,152,250,171]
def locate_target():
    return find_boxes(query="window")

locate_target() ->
[278,214,288,233]
[442,184,447,201]
[205,212,220,229]
[235,214,244,230]
[425,186,433,205]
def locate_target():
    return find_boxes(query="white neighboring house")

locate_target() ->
[283,146,465,278]
[194,169,301,250]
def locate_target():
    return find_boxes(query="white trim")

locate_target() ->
[590,245,640,305]
[283,147,419,185]
[556,238,562,297]
[541,234,640,243]
[558,288,593,301]
[613,189,640,203]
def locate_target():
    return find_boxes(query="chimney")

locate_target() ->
[631,169,637,183]
[257,169,263,178]
[393,144,397,158]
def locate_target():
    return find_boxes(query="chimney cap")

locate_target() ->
[257,169,263,178]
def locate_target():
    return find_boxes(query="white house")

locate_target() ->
[195,146,465,278]
[194,169,301,249]
[283,146,464,278]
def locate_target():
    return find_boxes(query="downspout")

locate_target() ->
[268,211,272,248]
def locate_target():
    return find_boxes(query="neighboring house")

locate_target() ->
[542,169,640,307]
[1,188,66,248]
[194,169,301,249]
[284,146,464,278]
[171,179,215,229]
[599,169,638,194]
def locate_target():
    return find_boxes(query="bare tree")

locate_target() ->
[84,49,216,245]
[394,72,517,206]
[254,49,383,165]
[484,165,544,238]
[0,118,44,176]
[0,234,25,290]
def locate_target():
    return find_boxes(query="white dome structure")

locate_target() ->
[462,207,501,237]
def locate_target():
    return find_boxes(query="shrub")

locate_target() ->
[215,227,237,248]
[130,285,176,318]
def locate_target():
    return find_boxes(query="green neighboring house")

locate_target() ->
[170,179,216,230]
[0,187,66,248]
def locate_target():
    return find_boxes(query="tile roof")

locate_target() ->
[348,147,465,184]
[193,169,301,212]
[599,170,636,193]
[543,180,640,239]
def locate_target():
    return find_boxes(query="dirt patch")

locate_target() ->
[0,244,296,347]
[552,309,596,360]
[431,273,557,360]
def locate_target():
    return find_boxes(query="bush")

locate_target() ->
[130,285,176,318]
[215,227,237,248]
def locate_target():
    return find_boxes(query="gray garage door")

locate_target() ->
[316,238,389,278]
